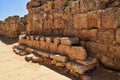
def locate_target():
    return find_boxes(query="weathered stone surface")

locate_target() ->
[73,14,87,29]
[27,0,41,9]
[78,29,98,41]
[63,29,78,37]
[76,57,97,66]
[109,45,120,59]
[116,28,120,44]
[35,50,50,58]
[25,53,34,62]
[71,1,80,14]
[79,0,88,13]
[69,47,87,61]
[0,16,25,38]
[25,47,33,54]
[40,37,46,42]
[87,11,101,29]
[45,37,53,43]
[50,54,68,62]
[86,42,109,56]
[101,56,120,70]
[19,51,27,56]
[54,0,63,9]
[49,43,58,53]
[66,62,96,74]
[39,42,50,51]
[57,44,70,55]
[61,37,79,46]
[97,30,115,44]
[53,37,61,45]
[101,8,117,29]
[54,18,65,30]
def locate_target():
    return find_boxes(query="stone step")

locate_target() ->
[34,50,50,58]
[13,48,21,55]
[13,48,27,56]
[50,54,68,63]
[25,53,41,62]
[76,57,97,66]
[25,54,34,62]
[66,62,96,74]
[19,50,28,56]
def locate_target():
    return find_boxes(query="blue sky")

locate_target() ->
[0,0,30,20]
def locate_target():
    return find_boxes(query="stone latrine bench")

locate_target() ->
[13,34,97,80]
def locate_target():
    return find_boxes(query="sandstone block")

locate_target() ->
[19,34,26,39]
[27,0,41,9]
[101,56,115,70]
[25,54,33,62]
[30,35,34,40]
[71,1,80,14]
[40,37,45,42]
[116,28,120,44]
[78,29,98,41]
[79,0,88,13]
[35,50,50,58]
[63,29,78,37]
[66,62,96,74]
[25,47,33,54]
[17,45,25,50]
[54,18,65,30]
[87,11,101,29]
[69,47,87,61]
[86,42,109,56]
[97,30,115,44]
[53,37,61,45]
[54,0,63,9]
[45,37,53,43]
[61,37,79,46]
[101,8,117,29]
[50,54,68,63]
[46,2,54,11]
[19,51,27,56]
[73,14,87,29]
[35,36,40,41]
[49,43,58,53]
[39,42,50,51]
[13,48,21,55]
[86,42,98,55]
[109,45,120,59]
[57,44,70,55]
[76,57,97,66]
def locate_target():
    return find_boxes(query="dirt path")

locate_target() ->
[0,39,72,80]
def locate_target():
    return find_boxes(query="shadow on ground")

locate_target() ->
[0,36,18,45]
[38,62,79,80]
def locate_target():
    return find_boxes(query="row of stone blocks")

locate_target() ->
[13,35,97,80]
[19,35,88,61]
[13,44,96,80]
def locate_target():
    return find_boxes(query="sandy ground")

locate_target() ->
[0,37,120,80]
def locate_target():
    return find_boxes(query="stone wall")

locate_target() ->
[0,16,27,38]
[25,0,120,70]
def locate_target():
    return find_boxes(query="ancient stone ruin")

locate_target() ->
[0,0,120,80]
[0,15,27,38]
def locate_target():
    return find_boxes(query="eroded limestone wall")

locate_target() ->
[25,0,120,70]
[0,16,27,38]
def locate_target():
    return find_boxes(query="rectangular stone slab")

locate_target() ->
[69,46,87,61]
[50,54,68,63]
[61,37,79,46]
